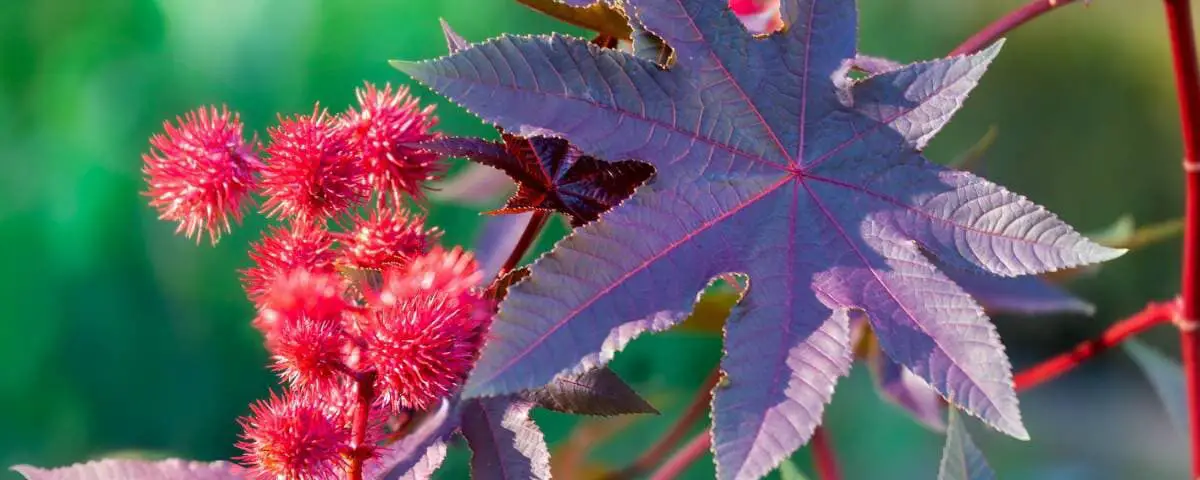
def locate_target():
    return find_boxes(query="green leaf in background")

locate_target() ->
[946,126,998,172]
[938,410,995,480]
[1090,215,1185,251]
[778,459,812,480]
[1124,340,1188,439]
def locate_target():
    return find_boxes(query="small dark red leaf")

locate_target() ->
[421,135,653,226]
[520,366,658,416]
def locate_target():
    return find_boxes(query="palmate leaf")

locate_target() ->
[396,0,1123,478]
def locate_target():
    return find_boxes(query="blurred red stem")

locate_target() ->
[810,427,841,480]
[1162,0,1200,475]
[608,367,721,479]
[498,211,550,277]
[1012,301,1176,391]
[949,0,1083,56]
[347,371,377,480]
[648,431,711,480]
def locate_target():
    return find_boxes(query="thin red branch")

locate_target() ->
[810,427,842,480]
[608,367,721,479]
[949,0,1085,56]
[648,431,711,480]
[497,210,550,277]
[1162,0,1200,475]
[1012,301,1176,392]
[347,371,378,480]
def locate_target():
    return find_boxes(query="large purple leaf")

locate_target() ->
[460,398,551,480]
[396,0,1123,478]
[12,459,243,480]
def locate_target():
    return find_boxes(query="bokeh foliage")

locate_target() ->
[0,1,1189,478]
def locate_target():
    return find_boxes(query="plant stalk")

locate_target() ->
[1162,0,1200,475]
[497,211,550,277]
[609,367,721,479]
[1012,301,1176,391]
[347,371,378,480]
[648,431,711,480]
[949,0,1084,56]
[810,427,842,480]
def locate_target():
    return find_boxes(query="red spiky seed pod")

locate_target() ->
[338,207,439,272]
[260,106,367,223]
[269,313,350,394]
[375,247,487,318]
[143,105,262,244]
[362,292,487,411]
[339,83,443,205]
[236,390,351,480]
[243,226,336,306]
[398,246,483,298]
[255,269,350,342]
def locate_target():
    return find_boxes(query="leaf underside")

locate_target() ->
[460,398,552,480]
[397,0,1123,478]
[374,401,459,480]
[11,459,242,480]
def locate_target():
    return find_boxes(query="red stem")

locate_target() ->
[609,367,721,479]
[347,371,378,480]
[1012,301,1176,391]
[1162,0,1200,475]
[810,427,842,480]
[497,210,550,277]
[648,431,711,480]
[948,0,1084,56]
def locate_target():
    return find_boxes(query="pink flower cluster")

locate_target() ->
[142,84,491,479]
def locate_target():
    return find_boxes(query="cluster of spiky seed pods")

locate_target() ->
[142,83,489,479]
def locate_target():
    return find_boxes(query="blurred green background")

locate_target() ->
[0,0,1193,478]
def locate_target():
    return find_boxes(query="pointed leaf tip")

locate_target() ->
[440,18,470,54]
[390,59,420,74]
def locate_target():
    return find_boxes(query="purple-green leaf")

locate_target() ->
[941,264,1095,316]
[460,399,551,480]
[12,459,243,480]
[938,410,996,480]
[396,0,1123,477]
[1125,340,1189,439]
